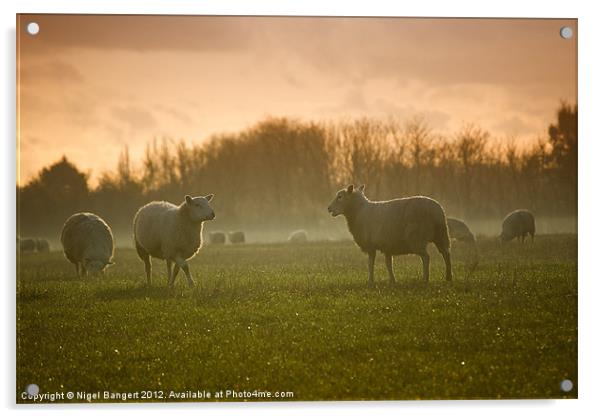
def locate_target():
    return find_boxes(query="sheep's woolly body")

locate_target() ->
[501,209,535,242]
[134,201,203,262]
[447,217,476,243]
[288,230,308,243]
[345,195,450,256]
[228,231,245,244]
[35,238,50,252]
[19,238,36,252]
[61,213,114,266]
[328,186,452,283]
[209,231,226,244]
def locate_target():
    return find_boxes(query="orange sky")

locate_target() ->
[17,15,577,186]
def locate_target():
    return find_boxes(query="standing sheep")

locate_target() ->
[133,194,215,287]
[328,184,452,284]
[61,213,115,276]
[446,217,476,244]
[228,231,246,244]
[19,238,36,253]
[35,238,50,253]
[288,229,308,243]
[208,231,226,245]
[500,209,535,243]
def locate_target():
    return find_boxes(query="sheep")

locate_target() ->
[500,209,535,243]
[288,229,308,243]
[35,238,50,253]
[208,231,226,245]
[446,217,476,244]
[133,194,215,287]
[19,238,36,253]
[228,231,246,244]
[61,213,115,276]
[328,184,452,285]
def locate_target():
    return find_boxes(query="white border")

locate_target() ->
[3,1,600,417]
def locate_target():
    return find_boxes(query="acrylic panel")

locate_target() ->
[16,14,577,403]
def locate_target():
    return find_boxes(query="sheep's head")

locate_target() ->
[185,194,216,223]
[83,258,114,276]
[328,184,365,217]
[500,231,511,243]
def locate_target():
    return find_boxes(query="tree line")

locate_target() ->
[17,103,577,239]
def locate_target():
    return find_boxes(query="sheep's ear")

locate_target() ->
[358,184,365,193]
[205,194,214,202]
[346,184,354,194]
[185,195,193,205]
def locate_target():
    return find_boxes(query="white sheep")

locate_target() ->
[19,238,36,253]
[208,231,226,245]
[328,184,452,284]
[446,217,476,244]
[501,209,535,243]
[35,238,50,252]
[61,213,115,276]
[133,194,215,287]
[288,229,308,243]
[228,231,246,244]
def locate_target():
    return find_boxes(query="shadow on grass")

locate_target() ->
[95,284,183,301]
[17,288,50,303]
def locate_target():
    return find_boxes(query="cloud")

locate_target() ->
[111,104,157,131]
[19,14,258,53]
[156,104,193,125]
[493,115,538,137]
[20,60,84,84]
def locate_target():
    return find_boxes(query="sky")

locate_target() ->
[17,15,577,186]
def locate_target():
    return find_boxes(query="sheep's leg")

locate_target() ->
[384,254,396,284]
[75,263,81,277]
[367,251,376,287]
[171,265,180,286]
[420,252,430,283]
[530,232,534,242]
[143,256,152,286]
[167,260,181,287]
[441,249,452,281]
[175,256,195,287]
[166,260,173,285]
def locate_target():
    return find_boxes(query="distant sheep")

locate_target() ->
[19,238,36,253]
[328,184,452,284]
[446,217,476,244]
[208,231,226,245]
[501,209,535,243]
[133,194,215,287]
[61,213,115,276]
[228,231,246,244]
[35,238,50,253]
[288,230,308,243]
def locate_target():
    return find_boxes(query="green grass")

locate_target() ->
[16,235,577,402]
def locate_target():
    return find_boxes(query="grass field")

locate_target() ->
[16,235,577,402]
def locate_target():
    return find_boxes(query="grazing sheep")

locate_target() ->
[19,238,36,253]
[61,213,115,276]
[501,209,535,243]
[133,194,215,287]
[228,231,246,244]
[208,231,226,245]
[288,229,308,243]
[328,184,452,284]
[35,238,50,253]
[446,217,476,244]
